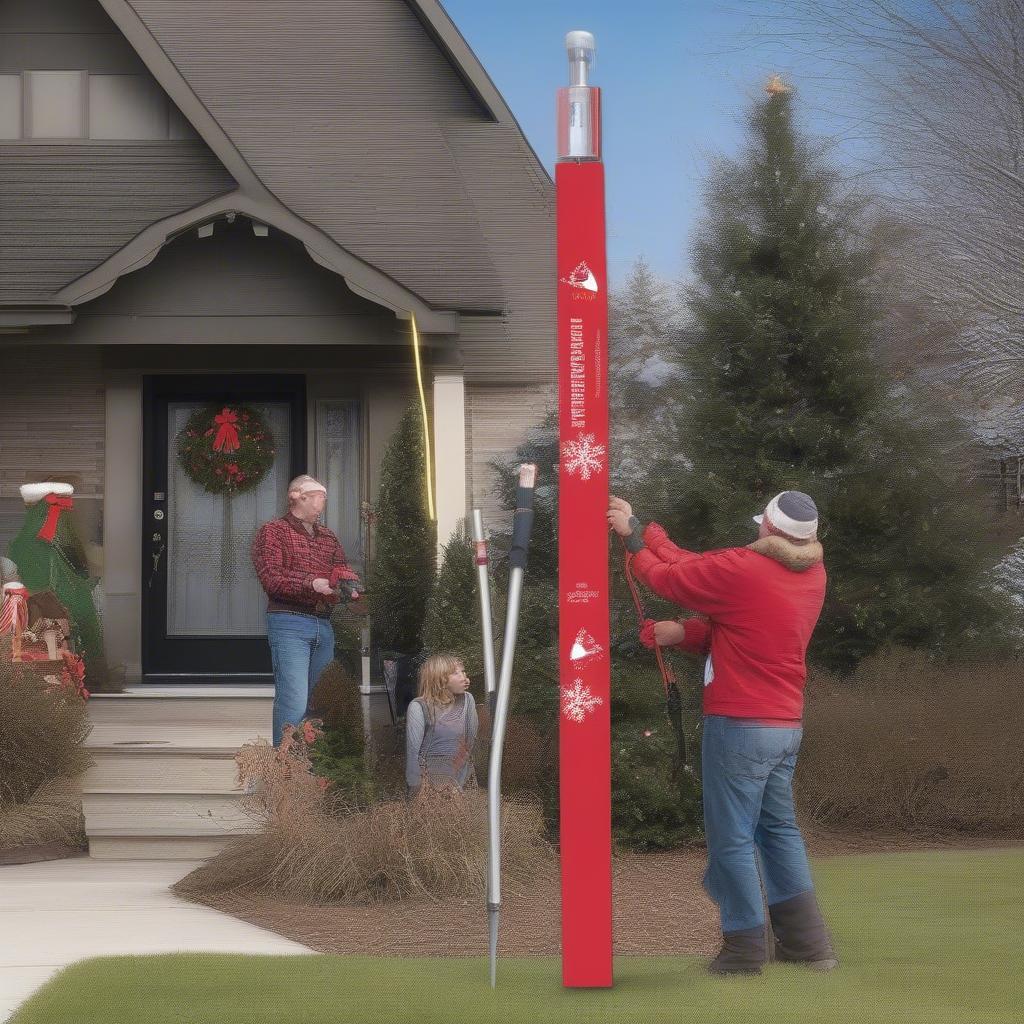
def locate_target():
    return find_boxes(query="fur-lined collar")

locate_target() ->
[746,536,824,572]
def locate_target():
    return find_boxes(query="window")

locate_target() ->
[3,71,199,141]
[315,400,364,574]
[89,75,167,139]
[28,71,86,139]
[0,75,21,139]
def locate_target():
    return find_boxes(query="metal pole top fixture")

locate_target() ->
[565,30,596,85]
[558,30,600,162]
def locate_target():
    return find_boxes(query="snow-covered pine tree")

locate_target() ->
[609,257,684,492]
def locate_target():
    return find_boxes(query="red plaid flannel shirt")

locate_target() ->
[251,514,359,618]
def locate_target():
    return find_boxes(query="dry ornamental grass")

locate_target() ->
[798,648,1024,836]
[175,728,555,906]
[0,640,91,850]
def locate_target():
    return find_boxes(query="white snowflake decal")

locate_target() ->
[561,433,606,481]
[561,678,603,724]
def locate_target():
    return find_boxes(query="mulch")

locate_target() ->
[181,830,1023,959]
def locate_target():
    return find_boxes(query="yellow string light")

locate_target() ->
[410,313,436,521]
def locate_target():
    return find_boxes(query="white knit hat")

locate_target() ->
[19,482,74,505]
[753,491,819,540]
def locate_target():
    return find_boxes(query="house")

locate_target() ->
[1,0,555,857]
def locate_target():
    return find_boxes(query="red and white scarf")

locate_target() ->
[0,586,29,636]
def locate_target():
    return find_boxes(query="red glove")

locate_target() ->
[639,618,657,650]
[329,566,360,587]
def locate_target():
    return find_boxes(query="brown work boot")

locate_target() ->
[768,891,839,971]
[708,925,767,975]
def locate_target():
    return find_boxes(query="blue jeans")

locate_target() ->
[267,612,335,746]
[701,715,816,933]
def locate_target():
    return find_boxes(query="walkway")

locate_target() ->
[0,857,314,1022]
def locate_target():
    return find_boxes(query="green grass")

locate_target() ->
[11,849,1022,1024]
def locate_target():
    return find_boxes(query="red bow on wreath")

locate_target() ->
[213,408,241,453]
[37,494,74,543]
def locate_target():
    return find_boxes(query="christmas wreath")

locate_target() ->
[176,404,277,495]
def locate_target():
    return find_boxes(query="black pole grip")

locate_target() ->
[509,464,538,571]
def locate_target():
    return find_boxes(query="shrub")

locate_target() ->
[797,648,1024,834]
[367,404,436,656]
[330,603,363,680]
[307,661,377,805]
[421,526,484,687]
[175,727,554,905]
[611,720,703,851]
[0,640,91,850]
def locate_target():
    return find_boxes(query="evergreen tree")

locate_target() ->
[421,525,484,689]
[367,405,436,655]
[658,79,1016,672]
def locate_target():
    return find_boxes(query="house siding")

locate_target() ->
[1,0,151,73]
[467,381,556,528]
[0,345,105,500]
[0,345,106,565]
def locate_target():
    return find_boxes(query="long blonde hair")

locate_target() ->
[417,653,464,708]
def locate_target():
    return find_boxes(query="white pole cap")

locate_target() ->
[565,30,596,58]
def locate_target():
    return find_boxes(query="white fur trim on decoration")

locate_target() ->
[19,482,74,505]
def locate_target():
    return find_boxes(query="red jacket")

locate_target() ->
[630,523,826,720]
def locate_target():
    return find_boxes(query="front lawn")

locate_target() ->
[11,849,1021,1024]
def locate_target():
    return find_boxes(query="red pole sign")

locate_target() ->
[556,30,613,988]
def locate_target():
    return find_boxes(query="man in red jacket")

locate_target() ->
[608,491,838,975]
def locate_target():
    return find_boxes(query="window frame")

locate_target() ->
[0,72,24,140]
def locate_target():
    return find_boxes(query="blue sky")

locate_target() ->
[441,1,862,289]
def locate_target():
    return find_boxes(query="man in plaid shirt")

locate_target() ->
[252,474,360,744]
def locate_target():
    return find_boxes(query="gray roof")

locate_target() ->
[3,0,555,348]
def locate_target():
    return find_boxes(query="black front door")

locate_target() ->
[142,374,306,679]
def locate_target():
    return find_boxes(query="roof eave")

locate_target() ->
[0,307,76,330]
[54,191,461,335]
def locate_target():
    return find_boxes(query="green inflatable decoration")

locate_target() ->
[7,495,106,688]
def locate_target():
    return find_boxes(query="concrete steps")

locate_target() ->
[83,685,273,861]
[87,686,273,732]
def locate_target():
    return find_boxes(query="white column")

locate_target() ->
[103,373,144,683]
[432,372,467,558]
